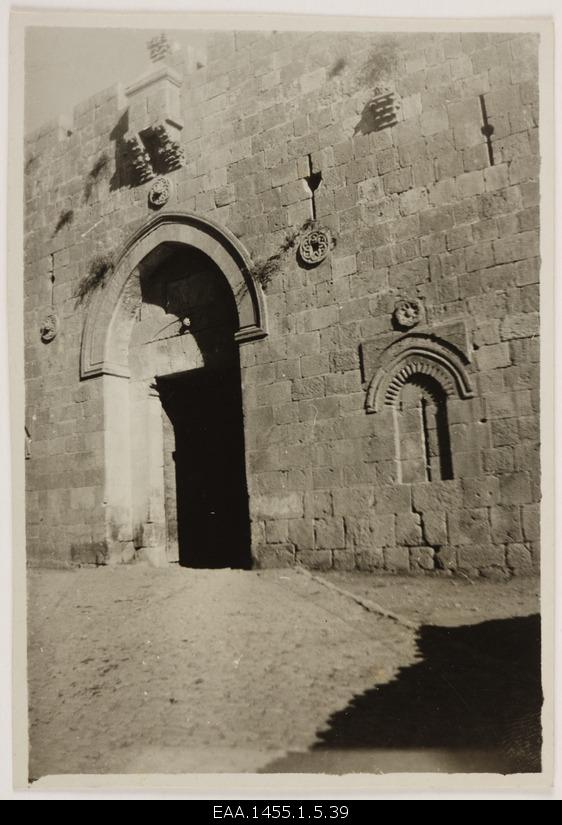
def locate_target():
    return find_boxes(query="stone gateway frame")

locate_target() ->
[80,210,268,380]
[79,212,267,565]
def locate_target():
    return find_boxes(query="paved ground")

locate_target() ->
[313,570,540,627]
[26,567,540,781]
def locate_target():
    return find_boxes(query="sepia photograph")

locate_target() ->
[7,6,556,794]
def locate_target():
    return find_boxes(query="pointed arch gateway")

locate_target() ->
[81,211,267,379]
[80,212,267,567]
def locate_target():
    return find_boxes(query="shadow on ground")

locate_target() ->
[263,614,542,774]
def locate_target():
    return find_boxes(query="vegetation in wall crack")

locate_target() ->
[359,36,399,94]
[328,57,347,80]
[246,221,316,294]
[25,153,38,174]
[84,152,110,202]
[75,252,114,307]
[53,209,74,236]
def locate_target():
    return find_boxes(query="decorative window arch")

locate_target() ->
[365,336,474,414]
[364,334,474,484]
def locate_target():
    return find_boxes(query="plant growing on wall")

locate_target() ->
[248,226,302,291]
[243,219,327,296]
[25,153,38,174]
[53,209,74,236]
[84,152,110,202]
[328,57,347,79]
[353,36,401,135]
[359,35,399,95]
[75,252,114,307]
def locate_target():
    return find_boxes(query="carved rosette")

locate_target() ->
[393,299,422,329]
[148,176,171,208]
[298,228,331,266]
[40,313,59,343]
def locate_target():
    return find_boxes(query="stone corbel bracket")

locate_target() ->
[150,123,185,172]
[124,64,186,184]
[124,133,155,183]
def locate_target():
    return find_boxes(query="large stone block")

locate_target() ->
[384,546,410,572]
[254,545,296,568]
[297,549,333,570]
[288,518,315,550]
[291,376,326,401]
[457,545,506,569]
[420,510,448,545]
[419,205,454,234]
[409,546,435,571]
[332,486,374,517]
[486,390,533,419]
[304,490,333,518]
[253,492,304,520]
[506,543,534,574]
[332,550,357,571]
[499,472,533,505]
[374,484,412,514]
[383,168,413,195]
[412,480,462,512]
[420,107,449,136]
[475,343,512,371]
[490,506,523,543]
[314,517,345,549]
[500,312,539,341]
[447,508,491,545]
[355,549,385,571]
[521,503,540,541]
[395,512,423,546]
[265,519,289,544]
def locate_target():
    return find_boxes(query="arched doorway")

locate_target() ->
[133,245,251,568]
[80,213,267,567]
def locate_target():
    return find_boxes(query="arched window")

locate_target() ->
[363,333,475,485]
[394,373,453,484]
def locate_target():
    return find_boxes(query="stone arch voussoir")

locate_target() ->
[365,335,474,414]
[80,211,267,379]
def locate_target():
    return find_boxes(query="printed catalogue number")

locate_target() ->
[213,805,350,820]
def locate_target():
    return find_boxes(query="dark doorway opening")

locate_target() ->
[158,366,252,569]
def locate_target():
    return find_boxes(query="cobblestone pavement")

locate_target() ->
[27,567,540,781]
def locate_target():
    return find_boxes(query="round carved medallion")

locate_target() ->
[298,228,331,266]
[148,176,171,208]
[393,299,422,329]
[40,313,59,343]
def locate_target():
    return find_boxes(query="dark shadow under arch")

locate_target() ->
[80,210,267,380]
[151,246,252,569]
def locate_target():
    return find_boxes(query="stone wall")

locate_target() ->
[24,30,540,575]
